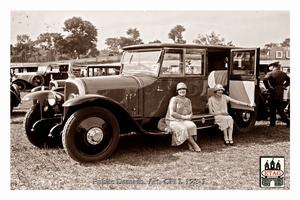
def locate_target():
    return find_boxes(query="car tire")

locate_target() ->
[30,75,45,87]
[62,106,120,162]
[13,80,27,92]
[24,103,59,148]
[233,110,257,134]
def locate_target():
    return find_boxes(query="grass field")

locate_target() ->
[10,92,290,190]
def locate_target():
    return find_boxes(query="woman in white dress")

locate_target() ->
[165,82,201,152]
[207,84,253,145]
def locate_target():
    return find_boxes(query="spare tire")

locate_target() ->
[30,75,45,87]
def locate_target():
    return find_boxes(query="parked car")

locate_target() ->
[23,43,263,162]
[72,63,120,77]
[11,63,69,91]
[10,64,39,75]
[10,83,21,113]
[27,63,121,106]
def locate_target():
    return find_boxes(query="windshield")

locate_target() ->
[37,66,48,73]
[121,50,161,76]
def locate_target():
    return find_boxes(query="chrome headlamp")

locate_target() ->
[48,92,62,106]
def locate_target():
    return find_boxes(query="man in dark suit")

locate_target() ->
[263,61,290,127]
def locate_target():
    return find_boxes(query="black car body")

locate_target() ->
[11,63,69,91]
[23,43,262,162]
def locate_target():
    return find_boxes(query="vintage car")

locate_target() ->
[10,64,39,75]
[23,43,262,162]
[10,82,21,113]
[30,63,120,92]
[72,63,120,77]
[11,63,69,91]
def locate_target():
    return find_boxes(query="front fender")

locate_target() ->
[31,86,49,93]
[22,90,53,103]
[62,94,118,107]
[62,94,148,135]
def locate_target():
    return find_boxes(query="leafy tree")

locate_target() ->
[35,33,64,61]
[105,38,121,54]
[261,38,290,55]
[88,47,100,57]
[149,39,162,44]
[168,25,186,44]
[105,28,144,53]
[193,31,234,46]
[62,17,98,59]
[280,38,290,47]
[11,34,37,62]
[119,28,143,48]
[260,42,279,55]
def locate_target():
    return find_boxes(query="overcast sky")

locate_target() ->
[10,9,290,50]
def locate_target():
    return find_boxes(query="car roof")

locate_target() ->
[10,64,39,68]
[73,63,120,68]
[122,43,257,51]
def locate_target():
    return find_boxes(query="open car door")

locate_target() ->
[229,48,260,133]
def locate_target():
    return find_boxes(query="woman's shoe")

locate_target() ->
[188,143,194,151]
[224,140,229,146]
[229,140,234,146]
[192,144,201,152]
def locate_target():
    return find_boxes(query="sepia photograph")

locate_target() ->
[4,0,300,199]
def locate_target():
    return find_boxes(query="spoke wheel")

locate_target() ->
[233,110,257,134]
[14,80,26,92]
[62,107,120,162]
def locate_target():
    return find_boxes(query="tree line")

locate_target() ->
[10,16,290,63]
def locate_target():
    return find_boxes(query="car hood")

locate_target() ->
[13,72,37,81]
[80,75,156,93]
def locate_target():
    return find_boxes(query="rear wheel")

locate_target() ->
[233,110,257,133]
[62,107,120,162]
[30,75,45,87]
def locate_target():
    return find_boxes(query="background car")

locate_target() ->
[11,63,69,91]
[10,82,21,113]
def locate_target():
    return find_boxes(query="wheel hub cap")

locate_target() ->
[242,112,251,121]
[86,127,104,145]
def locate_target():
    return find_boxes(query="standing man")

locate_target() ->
[263,61,290,127]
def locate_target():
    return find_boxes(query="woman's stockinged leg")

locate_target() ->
[228,127,233,141]
[188,136,201,152]
[223,129,229,141]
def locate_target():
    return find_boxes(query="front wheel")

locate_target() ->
[233,110,257,134]
[62,107,120,162]
[24,103,59,148]
[14,80,27,92]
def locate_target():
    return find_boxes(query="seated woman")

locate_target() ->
[164,82,201,152]
[207,84,253,146]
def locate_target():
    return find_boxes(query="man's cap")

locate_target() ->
[269,61,280,67]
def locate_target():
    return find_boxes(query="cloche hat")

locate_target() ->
[176,82,188,92]
[214,84,225,92]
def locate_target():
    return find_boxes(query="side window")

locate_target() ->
[60,65,68,73]
[232,51,255,75]
[186,49,205,75]
[161,49,184,75]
